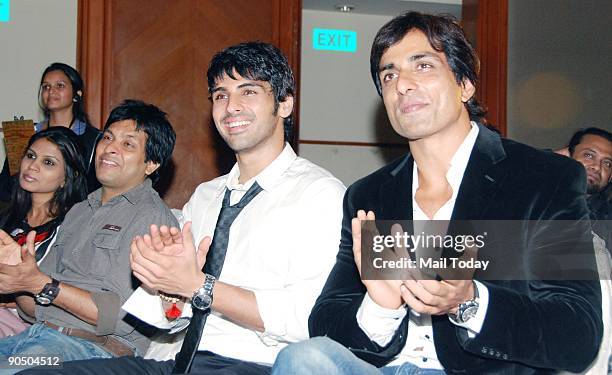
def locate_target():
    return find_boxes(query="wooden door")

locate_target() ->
[77,0,301,208]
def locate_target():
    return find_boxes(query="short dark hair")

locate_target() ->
[207,41,295,142]
[39,62,91,127]
[568,127,612,156]
[2,127,87,229]
[103,99,176,183]
[370,12,486,123]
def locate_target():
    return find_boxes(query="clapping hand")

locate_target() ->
[0,230,35,266]
[130,222,212,298]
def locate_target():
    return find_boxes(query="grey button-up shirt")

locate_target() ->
[23,179,178,354]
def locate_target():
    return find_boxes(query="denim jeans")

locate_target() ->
[272,336,446,375]
[0,322,112,374]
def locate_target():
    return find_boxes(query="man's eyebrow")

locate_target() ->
[211,82,266,93]
[408,52,442,62]
[379,63,395,73]
[237,82,265,89]
[590,149,612,161]
[379,52,442,73]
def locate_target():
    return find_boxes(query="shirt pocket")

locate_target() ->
[88,232,124,278]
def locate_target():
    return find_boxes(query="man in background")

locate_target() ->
[564,127,611,248]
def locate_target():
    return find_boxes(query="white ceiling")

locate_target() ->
[303,0,462,17]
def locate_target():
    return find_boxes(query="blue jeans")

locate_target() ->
[0,323,112,374]
[272,337,446,375]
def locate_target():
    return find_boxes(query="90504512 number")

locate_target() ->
[2,355,62,368]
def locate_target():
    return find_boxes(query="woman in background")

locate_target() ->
[0,127,87,337]
[37,62,100,192]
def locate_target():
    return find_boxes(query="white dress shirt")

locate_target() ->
[356,123,490,369]
[123,144,345,365]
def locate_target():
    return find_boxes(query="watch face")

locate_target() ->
[35,279,60,306]
[461,306,478,322]
[36,296,52,305]
[192,294,212,311]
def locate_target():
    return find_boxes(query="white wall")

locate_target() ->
[507,0,612,149]
[300,11,396,143]
[0,0,77,167]
[299,10,406,186]
[0,0,77,123]
[299,6,460,186]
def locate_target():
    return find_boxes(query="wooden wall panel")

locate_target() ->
[462,0,508,135]
[274,0,302,148]
[78,1,301,208]
[77,0,112,130]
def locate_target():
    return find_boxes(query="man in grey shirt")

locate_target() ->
[0,99,177,371]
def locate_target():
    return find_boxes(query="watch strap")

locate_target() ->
[191,273,216,311]
[35,278,61,305]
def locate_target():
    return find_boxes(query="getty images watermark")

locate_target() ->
[360,220,605,281]
[372,230,489,271]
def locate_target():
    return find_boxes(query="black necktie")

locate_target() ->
[173,182,263,373]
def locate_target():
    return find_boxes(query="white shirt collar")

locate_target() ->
[225,143,297,193]
[412,122,479,219]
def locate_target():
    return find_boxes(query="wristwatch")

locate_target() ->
[35,278,61,306]
[191,274,216,311]
[449,281,479,324]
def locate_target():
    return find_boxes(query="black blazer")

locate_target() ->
[309,125,603,374]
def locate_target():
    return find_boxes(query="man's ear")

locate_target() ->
[460,79,476,103]
[145,161,160,176]
[278,96,294,119]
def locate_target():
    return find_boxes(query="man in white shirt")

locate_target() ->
[272,11,602,374]
[30,42,345,375]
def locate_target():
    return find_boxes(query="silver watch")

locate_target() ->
[449,281,479,324]
[191,274,216,311]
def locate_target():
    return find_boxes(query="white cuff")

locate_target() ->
[122,286,192,330]
[448,280,489,337]
[356,293,407,347]
[253,288,292,344]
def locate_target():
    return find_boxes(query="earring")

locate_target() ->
[73,98,78,102]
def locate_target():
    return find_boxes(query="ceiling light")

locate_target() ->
[335,4,354,12]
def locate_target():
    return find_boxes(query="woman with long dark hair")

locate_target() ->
[0,127,87,337]
[37,62,101,192]
[0,63,99,201]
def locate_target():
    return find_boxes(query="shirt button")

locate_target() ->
[422,358,428,362]
[425,334,430,339]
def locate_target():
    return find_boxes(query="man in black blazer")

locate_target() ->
[272,11,602,375]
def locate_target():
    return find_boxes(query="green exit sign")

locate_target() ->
[312,28,357,53]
